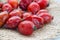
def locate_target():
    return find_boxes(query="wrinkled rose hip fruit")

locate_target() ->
[32,15,44,29]
[28,2,40,14]
[36,9,48,15]
[19,0,32,10]
[0,2,3,8]
[2,3,13,12]
[9,9,23,18]
[23,12,32,19]
[4,16,21,29]
[38,13,53,24]
[0,11,8,27]
[25,15,44,29]
[33,0,49,9]
[18,21,35,35]
[8,0,18,9]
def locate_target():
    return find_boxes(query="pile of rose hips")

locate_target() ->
[0,0,53,35]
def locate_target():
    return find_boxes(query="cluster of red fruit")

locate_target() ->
[0,0,53,35]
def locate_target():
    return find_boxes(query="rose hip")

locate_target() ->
[4,16,21,29]
[19,0,32,10]
[18,21,35,35]
[0,2,3,8]
[23,12,32,19]
[28,2,40,14]
[38,13,53,24]
[9,9,23,18]
[36,9,48,15]
[0,11,8,27]
[33,0,49,9]
[2,3,13,12]
[25,15,44,29]
[8,0,18,9]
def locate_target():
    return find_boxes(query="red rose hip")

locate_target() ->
[0,2,3,8]
[18,21,35,35]
[0,11,8,27]
[23,12,32,19]
[36,9,48,15]
[28,2,40,14]
[19,0,32,10]
[25,15,44,29]
[2,3,13,12]
[34,0,49,9]
[9,9,23,18]
[8,0,18,9]
[4,16,21,29]
[38,13,53,24]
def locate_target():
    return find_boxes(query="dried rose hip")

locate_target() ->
[36,9,48,15]
[0,11,8,27]
[38,13,53,24]
[33,0,49,9]
[19,0,32,10]
[9,9,23,18]
[18,21,35,35]
[4,16,21,29]
[25,15,44,29]
[8,0,18,9]
[28,2,40,14]
[0,2,3,8]
[2,3,13,12]
[23,12,32,19]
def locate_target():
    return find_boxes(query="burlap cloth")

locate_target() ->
[0,0,60,40]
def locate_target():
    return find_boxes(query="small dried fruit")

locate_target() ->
[28,2,40,14]
[0,11,8,27]
[18,21,35,35]
[2,3,13,12]
[4,16,21,29]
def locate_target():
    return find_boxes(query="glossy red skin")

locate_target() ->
[36,9,48,15]
[0,2,3,8]
[18,21,34,35]
[38,13,53,24]
[25,15,44,29]
[2,3,13,12]
[19,0,32,10]
[0,11,8,27]
[9,9,23,18]
[34,0,49,9]
[8,0,18,9]
[4,16,21,29]
[23,12,32,19]
[28,2,40,14]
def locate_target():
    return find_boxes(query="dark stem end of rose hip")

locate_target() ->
[47,3,49,7]
[33,26,37,31]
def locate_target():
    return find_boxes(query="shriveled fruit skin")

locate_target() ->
[33,0,49,9]
[28,2,40,14]
[4,16,21,29]
[23,12,32,19]
[36,9,48,15]
[9,9,23,18]
[0,2,3,8]
[38,13,53,24]
[18,21,35,35]
[0,11,9,27]
[19,0,32,10]
[25,15,44,29]
[8,0,18,9]
[2,3,13,12]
